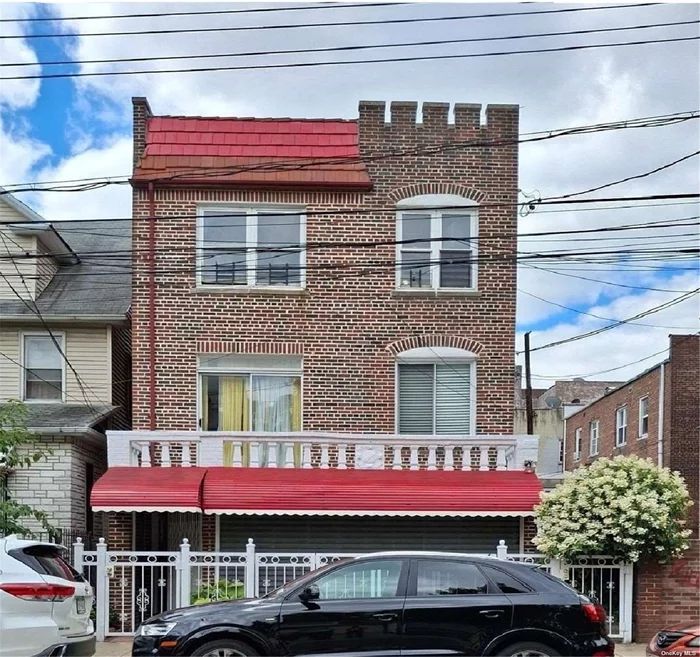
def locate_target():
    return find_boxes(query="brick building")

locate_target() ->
[92,97,542,558]
[564,333,700,641]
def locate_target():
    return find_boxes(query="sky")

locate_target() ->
[0,1,699,387]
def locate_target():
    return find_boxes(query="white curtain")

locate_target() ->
[252,376,295,466]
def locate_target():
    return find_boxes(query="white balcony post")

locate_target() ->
[140,441,152,467]
[267,442,278,468]
[496,540,508,560]
[427,445,437,471]
[250,442,260,467]
[73,537,84,575]
[479,446,489,471]
[444,445,454,471]
[320,444,330,469]
[302,443,312,468]
[178,539,191,608]
[337,444,347,469]
[95,538,108,642]
[392,445,402,470]
[284,443,295,468]
[409,446,419,470]
[496,446,507,471]
[244,539,257,598]
[161,443,171,467]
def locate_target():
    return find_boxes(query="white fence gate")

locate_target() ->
[73,538,633,643]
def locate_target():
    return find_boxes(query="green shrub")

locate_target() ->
[190,579,244,605]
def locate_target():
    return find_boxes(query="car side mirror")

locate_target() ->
[299,584,320,602]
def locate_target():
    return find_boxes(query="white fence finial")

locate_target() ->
[244,539,257,599]
[496,539,508,560]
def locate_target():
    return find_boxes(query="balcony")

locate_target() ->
[106,431,537,471]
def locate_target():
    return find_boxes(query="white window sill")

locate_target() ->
[573,456,581,462]
[192,286,308,296]
[392,288,481,298]
[638,433,648,441]
[615,442,627,448]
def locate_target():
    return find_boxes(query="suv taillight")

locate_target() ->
[0,583,75,601]
[583,601,607,625]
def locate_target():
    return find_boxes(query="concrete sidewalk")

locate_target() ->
[93,638,649,656]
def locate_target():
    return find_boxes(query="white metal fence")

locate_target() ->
[73,537,632,643]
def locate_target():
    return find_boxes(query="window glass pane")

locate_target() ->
[435,364,471,434]
[257,214,300,246]
[25,336,62,369]
[201,251,247,285]
[203,213,246,244]
[203,375,249,431]
[439,250,472,288]
[251,376,301,432]
[399,251,432,287]
[480,566,532,594]
[417,560,488,596]
[441,214,472,248]
[255,249,301,286]
[401,214,431,247]
[315,560,403,600]
[398,364,434,433]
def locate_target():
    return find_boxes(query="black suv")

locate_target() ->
[133,552,614,657]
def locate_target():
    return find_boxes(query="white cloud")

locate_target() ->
[0,3,42,109]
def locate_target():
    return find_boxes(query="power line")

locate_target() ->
[517,287,697,329]
[5,35,698,81]
[519,288,700,354]
[0,3,405,23]
[5,18,697,69]
[1,3,661,39]
[1,110,696,192]
[4,216,698,261]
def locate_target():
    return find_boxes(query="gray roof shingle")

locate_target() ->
[0,220,131,318]
[10,403,117,433]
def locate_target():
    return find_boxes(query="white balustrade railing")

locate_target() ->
[108,431,533,471]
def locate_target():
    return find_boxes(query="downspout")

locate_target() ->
[657,362,665,467]
[148,182,156,431]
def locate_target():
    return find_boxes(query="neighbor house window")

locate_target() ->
[397,347,475,434]
[396,195,478,290]
[616,406,628,446]
[589,420,599,456]
[638,397,649,438]
[574,428,582,461]
[198,206,305,287]
[198,355,301,432]
[23,334,64,401]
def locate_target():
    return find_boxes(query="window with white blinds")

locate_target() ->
[398,363,473,434]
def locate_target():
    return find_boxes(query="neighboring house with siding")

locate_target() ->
[92,97,542,559]
[563,334,699,643]
[0,189,132,539]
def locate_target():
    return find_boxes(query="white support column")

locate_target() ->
[337,444,347,469]
[621,563,634,643]
[427,445,437,471]
[320,444,330,469]
[444,445,454,471]
[284,443,295,468]
[479,446,489,471]
[496,540,508,560]
[392,445,402,470]
[95,538,108,642]
[409,446,419,470]
[73,538,84,575]
[178,539,191,608]
[244,539,257,598]
[140,442,152,467]
[161,443,171,467]
[267,442,278,467]
[302,443,312,468]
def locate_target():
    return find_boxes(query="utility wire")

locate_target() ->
[519,288,700,354]
[4,19,696,69]
[517,288,696,329]
[0,3,661,39]
[0,3,405,23]
[1,110,696,193]
[5,35,698,81]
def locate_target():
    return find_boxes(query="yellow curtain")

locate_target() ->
[201,376,209,430]
[221,377,249,467]
[291,377,302,466]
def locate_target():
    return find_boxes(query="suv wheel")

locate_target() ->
[500,642,560,657]
[191,638,260,657]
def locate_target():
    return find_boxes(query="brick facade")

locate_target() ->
[563,334,699,641]
[129,99,519,437]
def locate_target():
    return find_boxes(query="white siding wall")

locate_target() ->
[0,326,111,404]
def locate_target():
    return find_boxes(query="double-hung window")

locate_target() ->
[396,195,478,290]
[397,348,475,435]
[589,420,599,456]
[23,334,64,401]
[638,397,649,438]
[198,355,302,432]
[616,406,628,446]
[198,206,305,287]
[574,428,582,461]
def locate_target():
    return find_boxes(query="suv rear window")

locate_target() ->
[9,545,83,582]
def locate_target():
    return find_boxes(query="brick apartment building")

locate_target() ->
[91,97,543,560]
[564,333,700,641]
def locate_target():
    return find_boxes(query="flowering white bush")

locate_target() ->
[534,455,692,563]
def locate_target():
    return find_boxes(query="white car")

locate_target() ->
[0,535,95,657]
